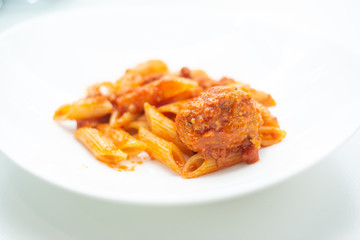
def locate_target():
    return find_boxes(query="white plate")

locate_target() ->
[1,7,359,205]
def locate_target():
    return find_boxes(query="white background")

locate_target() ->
[0,0,359,239]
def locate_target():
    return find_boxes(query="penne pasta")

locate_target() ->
[110,111,140,129]
[97,124,147,156]
[115,76,198,115]
[181,68,237,89]
[162,86,202,104]
[256,102,279,127]
[228,82,276,107]
[86,81,117,100]
[118,59,168,82]
[157,100,190,115]
[188,69,216,89]
[181,151,243,179]
[54,60,285,178]
[259,126,286,147]
[251,89,276,107]
[137,127,185,174]
[53,96,113,121]
[144,103,192,155]
[74,127,127,164]
[125,117,149,131]
[189,69,210,80]
[115,60,168,94]
[76,114,110,129]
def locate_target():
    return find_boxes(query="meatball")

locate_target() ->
[175,86,262,166]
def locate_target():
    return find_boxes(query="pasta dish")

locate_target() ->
[53,60,286,178]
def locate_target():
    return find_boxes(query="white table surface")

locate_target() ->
[1,1,360,239]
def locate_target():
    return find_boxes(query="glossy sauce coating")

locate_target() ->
[115,77,197,115]
[175,86,262,166]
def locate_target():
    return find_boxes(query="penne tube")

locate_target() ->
[259,126,286,147]
[228,82,276,107]
[251,89,276,107]
[53,96,113,121]
[189,69,216,89]
[115,76,198,115]
[157,100,190,115]
[182,69,235,89]
[117,59,168,83]
[110,110,140,129]
[74,127,127,164]
[144,103,192,155]
[125,118,149,131]
[162,86,202,104]
[138,127,185,174]
[76,114,110,129]
[190,69,210,80]
[86,81,117,100]
[255,102,279,127]
[181,151,243,179]
[115,60,168,94]
[97,124,147,156]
